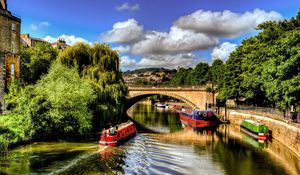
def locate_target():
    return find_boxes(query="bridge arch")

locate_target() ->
[127,91,197,110]
[126,86,216,110]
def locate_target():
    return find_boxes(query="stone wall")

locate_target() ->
[0,5,21,110]
[0,10,21,54]
[227,110,300,158]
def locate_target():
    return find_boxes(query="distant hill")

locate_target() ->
[123,68,176,75]
[122,68,177,85]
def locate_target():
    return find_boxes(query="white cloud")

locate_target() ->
[121,56,137,69]
[30,21,50,31]
[113,45,131,54]
[102,19,144,43]
[132,26,218,55]
[211,42,237,61]
[175,9,283,37]
[44,34,92,45]
[137,53,200,69]
[120,53,201,70]
[116,2,140,11]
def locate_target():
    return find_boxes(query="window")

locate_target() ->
[11,23,16,31]
[11,64,15,79]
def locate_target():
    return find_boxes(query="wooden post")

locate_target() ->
[224,104,227,121]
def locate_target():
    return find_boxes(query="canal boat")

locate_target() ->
[180,109,220,127]
[155,103,169,109]
[240,120,269,141]
[181,120,218,135]
[99,121,137,147]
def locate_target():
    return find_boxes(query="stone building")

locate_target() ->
[51,38,68,50]
[21,34,48,47]
[0,0,21,109]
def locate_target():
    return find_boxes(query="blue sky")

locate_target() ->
[8,0,300,70]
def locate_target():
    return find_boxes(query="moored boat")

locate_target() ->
[240,120,269,141]
[180,109,220,127]
[155,103,168,108]
[99,121,137,147]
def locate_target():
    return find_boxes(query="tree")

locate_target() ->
[5,63,95,137]
[218,51,243,103]
[210,59,224,87]
[57,43,127,127]
[218,11,300,109]
[20,43,57,84]
[168,68,192,85]
[187,62,210,85]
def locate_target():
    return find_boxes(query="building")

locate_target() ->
[21,34,48,47]
[51,38,68,50]
[0,0,21,109]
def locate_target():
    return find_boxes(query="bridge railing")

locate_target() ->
[128,85,208,90]
[216,105,300,124]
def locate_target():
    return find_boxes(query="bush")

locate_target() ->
[2,62,95,148]
[0,114,34,149]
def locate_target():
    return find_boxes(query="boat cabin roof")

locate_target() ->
[116,121,133,130]
[193,109,215,114]
[244,119,260,126]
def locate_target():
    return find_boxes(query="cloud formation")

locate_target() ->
[138,53,199,69]
[44,34,91,45]
[132,26,218,55]
[116,2,140,11]
[121,56,137,68]
[102,19,144,43]
[211,42,237,61]
[120,53,202,70]
[113,45,131,54]
[30,21,50,30]
[103,8,283,69]
[174,9,283,37]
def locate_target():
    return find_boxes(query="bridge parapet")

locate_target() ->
[128,86,208,91]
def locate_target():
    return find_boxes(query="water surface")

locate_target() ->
[0,103,299,175]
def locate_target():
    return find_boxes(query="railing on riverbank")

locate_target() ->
[215,105,300,124]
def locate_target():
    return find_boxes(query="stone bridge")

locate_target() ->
[127,85,217,109]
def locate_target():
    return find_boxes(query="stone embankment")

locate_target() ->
[227,110,300,158]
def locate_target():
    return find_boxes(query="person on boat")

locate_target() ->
[181,106,185,112]
[102,128,106,136]
[110,126,115,135]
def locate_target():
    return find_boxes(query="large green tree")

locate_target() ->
[20,43,57,84]
[210,59,225,88]
[57,43,127,127]
[5,62,95,138]
[219,11,300,109]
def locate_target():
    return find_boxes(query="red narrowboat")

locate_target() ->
[99,121,137,147]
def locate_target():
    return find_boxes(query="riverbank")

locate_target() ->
[227,110,300,158]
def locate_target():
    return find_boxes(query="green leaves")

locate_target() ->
[57,43,127,127]
[218,11,300,109]
[20,43,57,84]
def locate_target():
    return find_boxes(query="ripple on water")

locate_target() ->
[119,133,224,175]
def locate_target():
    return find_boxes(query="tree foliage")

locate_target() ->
[20,43,57,84]
[57,43,127,127]
[218,11,300,109]
[5,63,95,139]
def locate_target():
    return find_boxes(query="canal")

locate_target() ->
[0,103,299,175]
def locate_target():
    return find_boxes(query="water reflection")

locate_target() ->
[0,103,299,175]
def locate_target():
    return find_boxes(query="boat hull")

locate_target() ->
[99,122,137,147]
[240,120,269,141]
[180,110,220,127]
